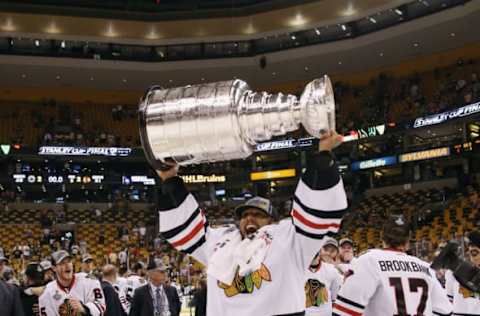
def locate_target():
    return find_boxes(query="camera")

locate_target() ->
[431,241,480,293]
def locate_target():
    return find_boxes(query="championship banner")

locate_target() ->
[413,101,480,128]
[38,146,132,157]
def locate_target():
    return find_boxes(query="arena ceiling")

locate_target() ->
[0,0,478,96]
[0,0,417,44]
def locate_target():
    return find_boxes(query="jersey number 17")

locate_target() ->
[389,277,428,316]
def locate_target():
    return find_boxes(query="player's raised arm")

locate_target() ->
[156,163,209,265]
[291,131,348,269]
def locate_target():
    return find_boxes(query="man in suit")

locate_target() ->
[129,262,181,316]
[101,264,127,316]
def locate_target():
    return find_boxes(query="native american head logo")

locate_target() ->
[305,279,328,307]
[58,299,76,316]
[217,264,272,297]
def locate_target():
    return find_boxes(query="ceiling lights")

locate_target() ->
[1,17,16,32]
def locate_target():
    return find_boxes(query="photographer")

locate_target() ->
[445,230,480,314]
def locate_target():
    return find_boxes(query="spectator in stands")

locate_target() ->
[153,235,162,250]
[79,239,88,255]
[118,248,128,267]
[0,256,11,278]
[139,222,146,246]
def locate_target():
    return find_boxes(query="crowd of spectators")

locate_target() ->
[1,58,478,149]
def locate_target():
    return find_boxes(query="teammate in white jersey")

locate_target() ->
[76,253,96,279]
[445,230,480,315]
[156,131,347,316]
[337,238,355,275]
[333,215,452,316]
[121,262,147,313]
[305,252,343,316]
[39,250,106,316]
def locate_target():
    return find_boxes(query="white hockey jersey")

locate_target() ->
[122,274,147,313]
[159,153,348,316]
[333,249,452,316]
[305,262,343,316]
[39,275,106,316]
[114,277,129,314]
[445,269,480,315]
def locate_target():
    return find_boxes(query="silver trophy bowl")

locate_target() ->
[139,75,335,168]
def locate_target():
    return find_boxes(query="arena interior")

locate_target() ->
[0,0,479,315]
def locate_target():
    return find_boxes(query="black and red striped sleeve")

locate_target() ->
[291,150,348,268]
[158,176,208,265]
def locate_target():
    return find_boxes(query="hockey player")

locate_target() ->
[305,251,343,316]
[121,262,147,313]
[333,215,452,316]
[156,131,347,316]
[336,238,355,275]
[445,230,480,314]
[319,237,339,265]
[39,250,106,316]
[77,254,96,279]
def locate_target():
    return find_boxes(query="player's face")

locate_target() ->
[82,260,95,273]
[469,245,480,267]
[239,208,272,238]
[320,245,338,263]
[340,243,354,262]
[44,269,55,282]
[55,258,74,282]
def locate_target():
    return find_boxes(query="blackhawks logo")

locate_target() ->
[305,279,328,307]
[218,264,271,297]
[58,300,76,316]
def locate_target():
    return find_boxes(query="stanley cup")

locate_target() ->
[139,75,335,168]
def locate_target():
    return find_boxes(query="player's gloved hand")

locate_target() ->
[319,130,343,152]
[156,159,179,182]
[69,298,86,315]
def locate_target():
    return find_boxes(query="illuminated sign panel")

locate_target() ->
[122,175,156,185]
[180,174,226,183]
[250,169,296,181]
[13,174,104,184]
[38,146,132,157]
[351,156,397,171]
[399,147,450,163]
[343,125,386,142]
[256,124,386,151]
[413,101,480,128]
